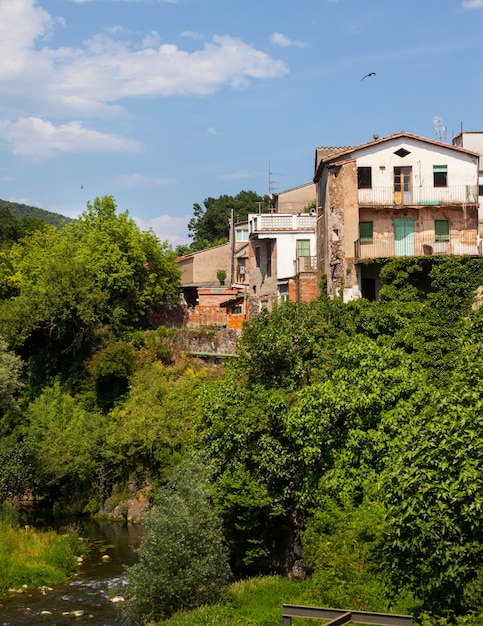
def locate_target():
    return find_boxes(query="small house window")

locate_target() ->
[357,167,372,189]
[236,228,249,242]
[435,219,450,242]
[359,221,374,244]
[433,165,448,188]
[266,241,272,277]
[278,282,289,303]
[232,305,243,315]
[296,239,310,257]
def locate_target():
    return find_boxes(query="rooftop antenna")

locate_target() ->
[433,116,447,143]
[268,160,283,196]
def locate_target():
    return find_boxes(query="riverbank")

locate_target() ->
[0,517,142,625]
[0,508,81,596]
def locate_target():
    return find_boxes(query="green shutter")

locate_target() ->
[359,221,373,244]
[435,220,450,242]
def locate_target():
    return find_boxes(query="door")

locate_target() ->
[394,217,415,256]
[394,167,412,204]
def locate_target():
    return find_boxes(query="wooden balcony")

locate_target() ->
[358,185,479,207]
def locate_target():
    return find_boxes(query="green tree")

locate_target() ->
[124,456,232,624]
[380,343,483,613]
[188,190,268,250]
[0,196,181,387]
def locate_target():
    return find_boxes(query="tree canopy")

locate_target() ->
[187,190,269,250]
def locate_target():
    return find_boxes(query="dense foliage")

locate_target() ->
[124,457,232,623]
[185,190,269,251]
[1,193,483,624]
[194,256,483,622]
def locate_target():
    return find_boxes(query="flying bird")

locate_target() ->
[361,72,376,81]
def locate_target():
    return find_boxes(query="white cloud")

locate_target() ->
[0,117,142,159]
[270,32,306,48]
[181,30,205,40]
[111,173,175,187]
[218,170,255,181]
[0,1,288,120]
[462,0,483,7]
[71,0,177,3]
[134,214,191,246]
[205,127,217,137]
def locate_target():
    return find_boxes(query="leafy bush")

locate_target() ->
[123,456,232,624]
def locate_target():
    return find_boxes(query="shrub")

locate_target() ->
[123,456,232,624]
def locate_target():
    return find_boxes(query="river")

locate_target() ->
[0,518,143,626]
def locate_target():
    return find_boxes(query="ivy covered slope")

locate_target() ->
[196,256,483,622]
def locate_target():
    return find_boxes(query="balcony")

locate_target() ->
[358,185,479,207]
[249,213,316,234]
[354,235,479,261]
[295,256,317,273]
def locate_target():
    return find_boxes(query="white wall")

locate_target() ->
[354,137,478,188]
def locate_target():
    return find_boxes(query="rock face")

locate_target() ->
[99,487,151,522]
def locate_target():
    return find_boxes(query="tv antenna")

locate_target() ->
[433,116,447,143]
[268,160,283,197]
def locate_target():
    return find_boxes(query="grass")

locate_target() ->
[0,505,80,594]
[157,576,316,626]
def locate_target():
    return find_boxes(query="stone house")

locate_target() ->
[314,131,480,301]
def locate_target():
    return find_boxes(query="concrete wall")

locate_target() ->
[276,183,316,214]
[178,243,230,286]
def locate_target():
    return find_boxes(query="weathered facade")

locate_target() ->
[314,131,480,300]
[247,212,318,317]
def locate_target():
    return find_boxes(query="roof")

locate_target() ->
[220,295,245,308]
[313,131,480,181]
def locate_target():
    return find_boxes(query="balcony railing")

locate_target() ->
[249,213,316,233]
[355,235,480,260]
[358,185,479,207]
[295,256,317,272]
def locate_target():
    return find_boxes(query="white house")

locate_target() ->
[314,131,480,301]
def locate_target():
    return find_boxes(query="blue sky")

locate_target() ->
[0,0,482,246]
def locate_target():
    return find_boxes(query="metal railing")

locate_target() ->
[358,185,479,207]
[354,236,479,260]
[282,605,412,626]
[249,213,316,233]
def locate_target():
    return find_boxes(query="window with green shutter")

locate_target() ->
[433,165,448,188]
[359,221,373,244]
[435,219,450,242]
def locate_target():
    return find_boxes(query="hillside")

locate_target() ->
[0,198,72,229]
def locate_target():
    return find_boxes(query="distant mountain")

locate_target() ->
[0,199,72,229]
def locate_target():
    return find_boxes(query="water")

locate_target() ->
[0,518,143,626]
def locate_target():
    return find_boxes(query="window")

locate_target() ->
[296,239,310,257]
[278,282,289,303]
[260,300,269,311]
[394,148,410,158]
[435,219,450,242]
[237,258,247,281]
[479,184,483,196]
[266,241,272,277]
[357,167,372,189]
[232,305,242,315]
[433,165,448,188]
[236,228,248,242]
[359,221,373,244]
[255,245,261,267]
